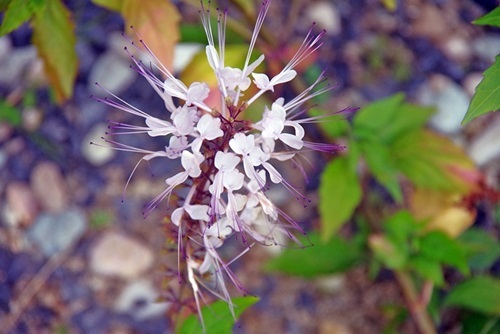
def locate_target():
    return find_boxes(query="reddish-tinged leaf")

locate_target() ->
[31,0,77,102]
[121,0,180,71]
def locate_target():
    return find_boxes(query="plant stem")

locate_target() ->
[395,270,437,334]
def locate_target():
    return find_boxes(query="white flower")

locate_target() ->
[94,0,346,326]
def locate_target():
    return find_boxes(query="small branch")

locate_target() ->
[395,270,437,334]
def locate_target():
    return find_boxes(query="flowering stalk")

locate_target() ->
[93,0,350,329]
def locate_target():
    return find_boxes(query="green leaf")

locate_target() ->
[309,107,350,138]
[319,154,362,240]
[459,229,500,270]
[31,0,77,102]
[408,255,444,286]
[461,312,500,334]
[0,0,45,36]
[353,93,434,143]
[360,138,403,202]
[369,234,408,269]
[392,130,476,192]
[91,0,122,12]
[0,99,21,125]
[445,276,500,315]
[473,7,500,27]
[178,296,259,334]
[383,210,419,242]
[462,55,500,124]
[265,233,363,278]
[0,0,12,12]
[419,231,468,274]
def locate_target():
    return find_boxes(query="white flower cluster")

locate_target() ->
[94,0,346,326]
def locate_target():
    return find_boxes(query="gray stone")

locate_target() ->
[114,280,169,320]
[88,51,137,96]
[27,209,87,257]
[468,116,500,166]
[305,2,341,36]
[0,45,38,86]
[81,124,116,166]
[417,74,470,134]
[31,161,69,213]
[472,34,500,62]
[89,231,154,279]
[3,182,38,227]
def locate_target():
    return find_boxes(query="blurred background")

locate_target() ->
[0,0,499,333]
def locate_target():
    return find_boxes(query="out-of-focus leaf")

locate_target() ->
[361,138,403,202]
[319,155,362,241]
[178,296,259,334]
[462,55,500,124]
[309,107,350,138]
[353,93,434,143]
[445,276,500,315]
[31,0,77,102]
[381,0,397,11]
[459,229,500,270]
[0,0,11,11]
[392,130,477,193]
[0,0,45,36]
[461,312,500,334]
[410,187,477,238]
[0,99,21,125]
[383,210,419,242]
[265,233,363,278]
[231,0,256,18]
[121,0,180,71]
[408,255,444,286]
[473,7,500,27]
[369,234,408,269]
[91,0,122,11]
[419,231,468,274]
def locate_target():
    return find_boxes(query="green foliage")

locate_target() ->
[32,0,77,103]
[445,276,500,315]
[0,0,45,36]
[473,7,500,27]
[459,229,500,270]
[461,313,500,334]
[91,0,122,11]
[462,55,500,124]
[178,296,259,334]
[265,233,363,278]
[319,154,362,240]
[419,231,469,275]
[0,99,21,126]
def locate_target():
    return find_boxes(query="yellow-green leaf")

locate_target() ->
[121,0,180,71]
[32,0,77,102]
[91,0,122,12]
[473,7,500,27]
[0,0,45,36]
[462,55,500,124]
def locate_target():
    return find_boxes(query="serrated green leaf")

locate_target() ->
[0,0,45,36]
[319,155,362,240]
[473,7,500,27]
[0,99,21,125]
[459,229,500,270]
[445,276,500,315]
[408,255,444,286]
[32,0,77,102]
[419,231,468,274]
[462,55,500,124]
[361,138,403,202]
[178,296,259,334]
[265,233,363,278]
[91,0,122,12]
